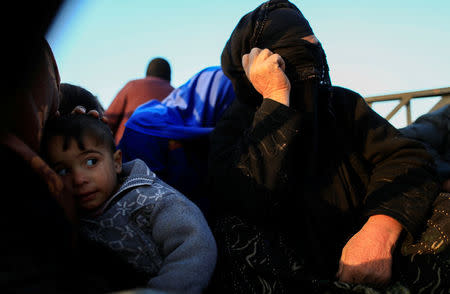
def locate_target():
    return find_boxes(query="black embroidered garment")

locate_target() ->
[207,0,440,292]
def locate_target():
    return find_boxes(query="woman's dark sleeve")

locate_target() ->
[348,90,441,237]
[208,98,301,223]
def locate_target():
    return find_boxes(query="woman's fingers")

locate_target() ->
[71,105,86,114]
[70,106,107,123]
[240,47,290,105]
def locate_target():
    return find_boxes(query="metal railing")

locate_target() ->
[365,87,450,125]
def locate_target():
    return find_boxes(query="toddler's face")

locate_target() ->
[46,135,122,214]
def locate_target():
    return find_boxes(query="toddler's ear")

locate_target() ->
[113,149,122,173]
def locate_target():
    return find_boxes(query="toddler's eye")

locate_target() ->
[86,158,98,166]
[56,168,68,176]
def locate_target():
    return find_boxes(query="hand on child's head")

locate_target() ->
[71,105,108,124]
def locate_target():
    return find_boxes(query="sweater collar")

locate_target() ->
[88,159,156,217]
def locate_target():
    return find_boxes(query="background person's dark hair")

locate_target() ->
[41,113,116,161]
[58,83,105,115]
[146,57,171,82]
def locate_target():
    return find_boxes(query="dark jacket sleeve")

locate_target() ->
[208,98,301,223]
[343,87,440,236]
[399,104,450,181]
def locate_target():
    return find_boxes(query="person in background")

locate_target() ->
[0,32,130,292]
[0,34,78,294]
[395,104,450,292]
[59,83,105,115]
[206,0,440,292]
[41,113,217,294]
[399,104,450,192]
[118,66,235,216]
[105,57,174,144]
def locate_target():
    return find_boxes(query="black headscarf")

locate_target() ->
[221,0,331,109]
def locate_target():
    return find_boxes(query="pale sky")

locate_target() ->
[47,0,450,128]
